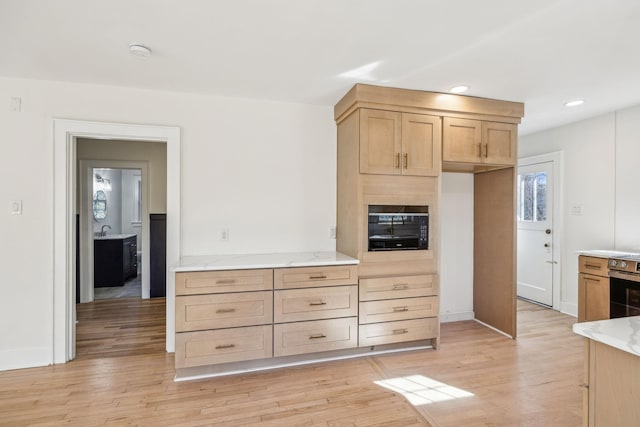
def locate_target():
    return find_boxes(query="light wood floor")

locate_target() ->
[0,299,583,426]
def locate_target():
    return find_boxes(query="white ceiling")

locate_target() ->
[2,0,640,135]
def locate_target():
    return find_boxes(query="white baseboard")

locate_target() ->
[440,311,475,323]
[560,301,578,318]
[0,347,51,372]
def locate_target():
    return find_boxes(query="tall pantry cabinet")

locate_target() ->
[334,84,524,340]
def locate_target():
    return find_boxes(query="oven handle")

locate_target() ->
[609,270,640,283]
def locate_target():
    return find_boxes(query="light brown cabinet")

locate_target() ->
[443,117,516,166]
[360,109,441,177]
[583,339,640,426]
[578,256,610,322]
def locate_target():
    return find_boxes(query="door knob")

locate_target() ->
[545,229,551,234]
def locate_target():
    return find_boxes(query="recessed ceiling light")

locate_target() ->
[450,85,469,94]
[129,43,152,58]
[564,99,584,107]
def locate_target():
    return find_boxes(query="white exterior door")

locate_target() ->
[517,161,554,306]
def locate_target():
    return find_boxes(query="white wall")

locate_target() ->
[0,76,336,370]
[519,112,619,315]
[440,173,474,322]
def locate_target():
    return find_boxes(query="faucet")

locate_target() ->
[100,224,111,237]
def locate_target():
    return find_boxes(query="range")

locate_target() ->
[607,255,640,318]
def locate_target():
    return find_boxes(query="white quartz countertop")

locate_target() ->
[172,251,359,272]
[577,249,640,258]
[94,233,137,240]
[573,317,640,356]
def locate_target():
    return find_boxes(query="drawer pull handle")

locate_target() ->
[393,328,408,335]
[309,301,327,306]
[309,275,327,280]
[393,306,409,312]
[215,344,235,350]
[309,334,327,340]
[393,284,409,290]
[216,308,236,314]
[216,279,236,284]
[584,264,600,269]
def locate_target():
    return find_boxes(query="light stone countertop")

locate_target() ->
[577,249,640,258]
[172,251,359,272]
[573,317,640,356]
[94,233,137,240]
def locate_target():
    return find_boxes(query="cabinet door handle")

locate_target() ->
[393,284,409,290]
[393,306,409,312]
[216,308,236,314]
[392,328,408,335]
[583,277,601,283]
[309,301,327,306]
[483,143,488,157]
[309,275,327,280]
[395,153,400,168]
[403,153,408,168]
[216,279,236,285]
[477,143,482,157]
[215,344,235,350]
[309,334,327,340]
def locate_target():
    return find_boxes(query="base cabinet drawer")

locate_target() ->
[175,325,273,368]
[274,318,358,357]
[176,269,273,295]
[578,256,609,277]
[274,265,358,289]
[359,296,439,324]
[359,318,438,347]
[359,275,438,301]
[176,291,273,332]
[274,285,358,323]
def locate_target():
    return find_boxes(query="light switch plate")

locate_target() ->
[10,200,22,215]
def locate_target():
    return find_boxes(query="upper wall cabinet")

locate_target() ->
[360,109,441,176]
[443,117,517,166]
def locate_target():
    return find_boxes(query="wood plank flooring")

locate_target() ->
[0,299,583,426]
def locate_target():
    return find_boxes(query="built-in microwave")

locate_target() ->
[368,205,428,251]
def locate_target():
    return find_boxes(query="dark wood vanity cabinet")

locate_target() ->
[94,235,137,287]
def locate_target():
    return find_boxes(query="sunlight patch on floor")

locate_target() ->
[375,375,474,406]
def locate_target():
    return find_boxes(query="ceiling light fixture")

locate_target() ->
[129,43,152,58]
[564,99,585,107]
[450,85,469,94]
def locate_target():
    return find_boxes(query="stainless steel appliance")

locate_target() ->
[367,205,428,251]
[607,256,640,318]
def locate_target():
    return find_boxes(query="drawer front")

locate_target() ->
[274,265,358,289]
[359,275,438,301]
[175,269,273,295]
[176,291,273,332]
[578,256,608,277]
[273,317,358,357]
[175,325,273,368]
[274,285,358,323]
[359,296,439,324]
[359,318,439,347]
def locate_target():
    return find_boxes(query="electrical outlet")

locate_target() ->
[220,228,229,241]
[10,200,22,215]
[329,226,336,239]
[9,97,21,112]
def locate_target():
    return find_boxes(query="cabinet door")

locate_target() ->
[360,109,401,175]
[401,113,441,176]
[442,117,482,163]
[483,122,517,165]
[578,273,610,321]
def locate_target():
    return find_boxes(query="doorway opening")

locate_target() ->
[516,152,563,311]
[53,119,180,364]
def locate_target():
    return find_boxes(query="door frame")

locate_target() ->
[80,161,150,302]
[53,119,180,363]
[518,151,563,311]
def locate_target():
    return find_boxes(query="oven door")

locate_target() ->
[609,271,640,318]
